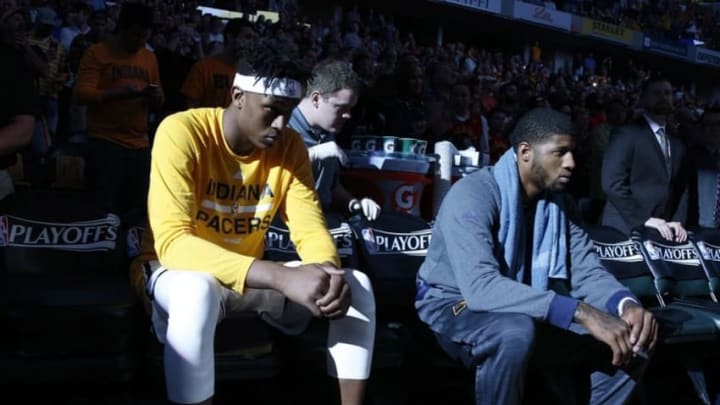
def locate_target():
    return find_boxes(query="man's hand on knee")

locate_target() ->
[574,302,634,367]
[316,271,351,319]
[279,263,343,317]
[620,302,658,354]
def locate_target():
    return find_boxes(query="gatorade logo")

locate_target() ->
[351,138,362,151]
[383,139,395,152]
[393,184,418,212]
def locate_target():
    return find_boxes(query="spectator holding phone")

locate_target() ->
[73,3,163,226]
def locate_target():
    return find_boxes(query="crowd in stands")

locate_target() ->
[528,0,720,50]
[0,0,717,219]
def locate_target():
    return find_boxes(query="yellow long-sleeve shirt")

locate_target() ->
[135,108,339,294]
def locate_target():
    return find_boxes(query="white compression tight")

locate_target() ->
[150,268,376,404]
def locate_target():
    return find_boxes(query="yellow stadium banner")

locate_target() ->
[581,18,635,45]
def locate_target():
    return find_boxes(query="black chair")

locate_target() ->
[0,189,141,385]
[631,227,720,405]
[632,228,720,316]
[584,224,720,405]
[347,211,462,393]
[348,211,432,323]
[584,224,658,304]
[689,226,720,303]
[586,224,720,341]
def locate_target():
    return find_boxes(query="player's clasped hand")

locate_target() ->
[316,267,351,319]
[620,302,658,354]
[576,302,634,367]
[280,263,346,317]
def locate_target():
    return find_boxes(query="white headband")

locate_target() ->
[233,73,303,99]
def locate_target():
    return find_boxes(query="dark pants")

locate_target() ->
[417,299,648,405]
[84,137,150,227]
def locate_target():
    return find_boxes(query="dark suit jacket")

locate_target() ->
[600,117,689,235]
[687,145,720,228]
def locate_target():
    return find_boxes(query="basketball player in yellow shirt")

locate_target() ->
[131,38,375,405]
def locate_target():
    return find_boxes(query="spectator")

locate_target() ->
[73,3,163,226]
[0,8,36,199]
[1,6,47,78]
[568,106,591,200]
[443,82,490,166]
[487,107,512,164]
[587,98,628,222]
[497,82,525,120]
[289,58,381,221]
[59,1,91,50]
[130,37,376,405]
[601,75,689,241]
[530,40,542,64]
[416,107,657,405]
[87,8,113,43]
[26,6,67,142]
[381,53,429,142]
[342,20,362,51]
[203,16,224,46]
[181,18,257,108]
[425,61,457,141]
[460,47,479,79]
[687,104,720,229]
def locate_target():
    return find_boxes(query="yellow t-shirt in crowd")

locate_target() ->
[181,55,236,108]
[73,41,163,149]
[134,108,339,294]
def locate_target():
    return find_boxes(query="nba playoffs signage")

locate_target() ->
[694,47,720,67]
[643,240,699,266]
[437,0,502,14]
[513,1,572,31]
[360,227,432,256]
[593,240,644,263]
[265,222,354,258]
[580,18,637,46]
[0,214,120,252]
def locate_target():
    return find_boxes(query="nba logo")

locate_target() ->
[644,241,660,260]
[361,228,377,253]
[0,216,8,246]
[698,242,710,260]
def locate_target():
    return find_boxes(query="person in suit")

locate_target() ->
[687,104,720,229]
[601,76,689,242]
